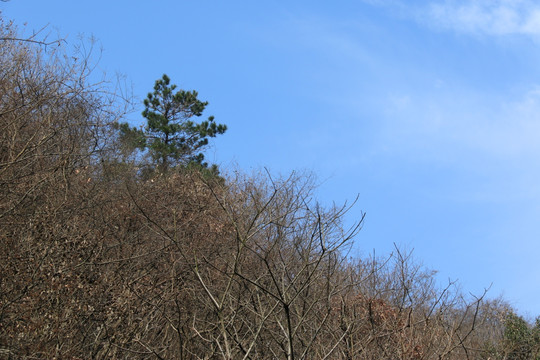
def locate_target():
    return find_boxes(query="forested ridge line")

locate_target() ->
[1,16,539,360]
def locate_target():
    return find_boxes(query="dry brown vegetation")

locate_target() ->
[1,17,539,359]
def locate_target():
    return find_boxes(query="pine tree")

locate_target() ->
[117,74,227,172]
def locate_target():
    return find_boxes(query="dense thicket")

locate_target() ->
[1,18,539,359]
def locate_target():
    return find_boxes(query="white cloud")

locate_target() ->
[363,0,540,38]
[383,85,540,159]
[423,0,540,37]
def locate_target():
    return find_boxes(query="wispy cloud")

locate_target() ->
[363,0,540,38]
[382,84,540,158]
[424,0,540,37]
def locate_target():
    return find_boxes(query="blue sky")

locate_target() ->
[4,0,540,316]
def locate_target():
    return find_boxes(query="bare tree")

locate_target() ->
[0,16,129,358]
